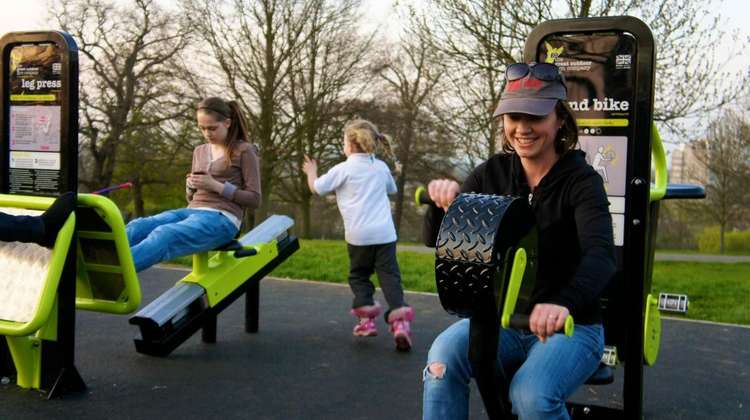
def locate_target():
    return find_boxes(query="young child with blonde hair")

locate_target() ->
[303,119,414,351]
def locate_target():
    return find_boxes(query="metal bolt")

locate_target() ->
[633,219,641,225]
[583,407,591,415]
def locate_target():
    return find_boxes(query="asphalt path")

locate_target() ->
[1,267,748,419]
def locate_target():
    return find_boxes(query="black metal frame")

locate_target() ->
[524,17,656,418]
[0,31,81,398]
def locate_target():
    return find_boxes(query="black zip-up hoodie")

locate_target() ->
[423,150,616,325]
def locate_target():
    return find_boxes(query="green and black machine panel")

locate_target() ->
[129,215,300,357]
[417,189,574,419]
[435,193,541,419]
[420,15,704,419]
[0,31,83,398]
[525,16,704,418]
[527,21,655,387]
[0,32,143,399]
[0,31,300,399]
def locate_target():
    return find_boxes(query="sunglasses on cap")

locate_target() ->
[505,62,563,83]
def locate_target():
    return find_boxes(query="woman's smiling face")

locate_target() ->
[503,111,561,162]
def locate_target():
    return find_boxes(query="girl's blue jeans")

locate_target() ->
[422,318,604,420]
[126,208,238,272]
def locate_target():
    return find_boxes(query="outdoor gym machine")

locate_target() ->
[416,189,573,418]
[129,215,299,357]
[0,30,299,398]
[418,15,705,420]
[0,31,84,398]
[525,16,704,418]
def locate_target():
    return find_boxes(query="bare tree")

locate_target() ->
[115,113,199,216]
[587,0,748,136]
[373,34,446,233]
[180,0,317,221]
[276,0,373,238]
[692,110,750,253]
[405,0,525,165]
[404,0,748,162]
[52,0,192,194]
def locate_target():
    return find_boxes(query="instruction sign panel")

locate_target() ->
[539,34,637,247]
[7,42,63,194]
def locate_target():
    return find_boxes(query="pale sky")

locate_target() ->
[1,0,747,151]
[2,0,746,67]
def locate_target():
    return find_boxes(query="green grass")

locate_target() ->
[656,248,750,256]
[652,262,750,325]
[271,240,438,292]
[171,239,750,325]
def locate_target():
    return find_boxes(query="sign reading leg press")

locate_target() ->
[5,42,65,196]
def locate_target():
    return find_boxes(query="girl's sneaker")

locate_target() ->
[353,317,377,337]
[387,306,415,351]
[351,302,382,337]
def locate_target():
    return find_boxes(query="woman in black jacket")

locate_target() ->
[422,63,616,420]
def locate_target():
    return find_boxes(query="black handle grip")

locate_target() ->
[234,248,258,258]
[664,183,706,200]
[508,314,530,330]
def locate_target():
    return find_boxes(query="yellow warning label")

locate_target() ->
[10,94,57,102]
[576,118,629,127]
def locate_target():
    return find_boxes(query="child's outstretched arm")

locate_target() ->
[303,155,319,195]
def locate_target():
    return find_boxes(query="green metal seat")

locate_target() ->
[0,194,75,389]
[75,193,141,314]
[0,193,143,391]
[0,194,75,335]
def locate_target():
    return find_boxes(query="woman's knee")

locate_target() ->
[509,376,565,418]
[424,320,471,381]
[424,362,446,381]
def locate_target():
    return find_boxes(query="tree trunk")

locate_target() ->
[394,166,408,235]
[257,162,274,222]
[242,211,256,235]
[133,182,145,218]
[301,198,311,239]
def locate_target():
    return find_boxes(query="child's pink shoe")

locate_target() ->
[353,317,377,337]
[387,306,415,351]
[351,302,382,337]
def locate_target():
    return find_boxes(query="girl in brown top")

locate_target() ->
[125,97,261,272]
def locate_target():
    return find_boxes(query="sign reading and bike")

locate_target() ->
[540,33,638,247]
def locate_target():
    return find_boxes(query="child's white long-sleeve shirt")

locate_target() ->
[313,154,397,246]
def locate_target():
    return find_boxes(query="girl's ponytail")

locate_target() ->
[226,100,249,144]
[344,119,401,175]
[376,133,402,176]
[375,132,395,162]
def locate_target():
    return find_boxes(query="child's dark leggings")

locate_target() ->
[347,241,407,314]
[0,213,44,244]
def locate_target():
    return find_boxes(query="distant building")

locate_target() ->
[669,141,708,185]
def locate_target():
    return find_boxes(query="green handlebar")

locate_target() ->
[650,123,667,202]
[564,315,574,337]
